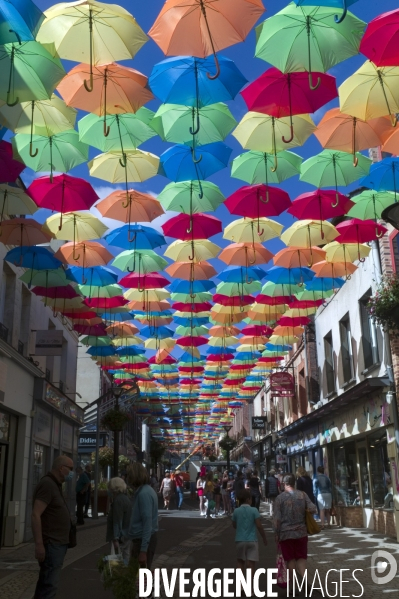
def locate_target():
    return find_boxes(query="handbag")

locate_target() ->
[45,474,77,548]
[276,544,287,588]
[305,510,321,535]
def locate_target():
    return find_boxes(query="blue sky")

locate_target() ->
[16,0,399,264]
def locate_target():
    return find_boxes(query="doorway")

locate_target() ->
[0,443,9,546]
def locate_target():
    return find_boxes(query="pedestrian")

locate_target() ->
[31,455,75,599]
[227,471,235,509]
[246,469,262,510]
[265,469,280,516]
[127,462,158,569]
[150,472,159,493]
[174,469,184,510]
[213,474,221,515]
[106,477,132,566]
[232,489,267,591]
[75,466,90,525]
[221,470,231,515]
[233,471,245,507]
[295,466,316,506]
[159,471,174,510]
[273,473,317,594]
[204,471,215,518]
[313,466,333,529]
[197,472,206,515]
[83,463,92,518]
[190,476,196,500]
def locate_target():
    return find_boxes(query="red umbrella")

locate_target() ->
[32,285,80,300]
[176,336,208,347]
[212,294,255,306]
[172,302,212,312]
[225,378,245,385]
[84,296,129,309]
[290,299,324,309]
[258,356,283,363]
[179,366,204,373]
[241,325,273,336]
[119,272,170,289]
[277,316,311,326]
[335,219,387,243]
[207,354,234,361]
[360,9,399,67]
[180,378,202,385]
[73,324,108,335]
[256,294,292,306]
[162,213,222,240]
[225,184,291,218]
[28,174,99,230]
[0,141,25,183]
[241,68,337,143]
[287,190,354,220]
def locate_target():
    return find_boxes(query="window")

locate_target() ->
[324,332,335,394]
[331,442,358,506]
[360,295,379,370]
[339,315,354,383]
[368,431,392,509]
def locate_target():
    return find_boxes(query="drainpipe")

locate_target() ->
[303,327,311,413]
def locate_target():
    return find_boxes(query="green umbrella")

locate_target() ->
[12,130,88,180]
[78,108,157,154]
[171,292,212,303]
[231,150,302,185]
[19,267,70,290]
[80,335,112,347]
[300,150,371,194]
[176,325,209,336]
[0,184,38,221]
[295,289,333,301]
[347,190,397,221]
[255,4,365,89]
[157,180,224,213]
[216,281,261,296]
[77,283,124,298]
[0,41,66,106]
[112,249,168,273]
[261,281,302,296]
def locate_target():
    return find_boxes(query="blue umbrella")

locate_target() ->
[0,0,44,44]
[265,343,292,352]
[233,351,261,360]
[206,346,236,355]
[98,312,134,321]
[86,346,116,357]
[140,326,174,339]
[217,265,265,283]
[115,346,143,356]
[174,316,209,326]
[66,266,118,286]
[104,224,165,250]
[134,310,172,317]
[169,279,215,293]
[265,266,314,285]
[158,143,232,187]
[5,246,61,270]
[306,277,344,291]
[293,0,358,24]
[149,55,247,107]
[361,158,399,200]
[179,353,205,363]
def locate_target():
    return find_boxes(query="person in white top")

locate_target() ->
[159,471,174,510]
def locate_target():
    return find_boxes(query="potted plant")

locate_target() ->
[219,435,237,459]
[367,274,399,334]
[101,408,131,431]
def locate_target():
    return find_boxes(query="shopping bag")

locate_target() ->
[305,510,321,535]
[102,543,125,579]
[276,544,287,589]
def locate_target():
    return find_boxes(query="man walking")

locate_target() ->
[265,469,280,516]
[32,455,74,599]
[233,471,245,508]
[75,466,90,525]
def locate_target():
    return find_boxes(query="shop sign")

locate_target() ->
[270,372,295,397]
[287,426,320,455]
[276,454,287,463]
[78,432,107,449]
[0,410,10,441]
[252,416,267,429]
[35,330,63,356]
[44,384,84,424]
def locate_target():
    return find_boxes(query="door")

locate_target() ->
[356,441,374,529]
[0,443,9,546]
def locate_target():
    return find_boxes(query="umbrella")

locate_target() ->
[165,261,217,280]
[157,181,224,214]
[216,281,261,295]
[32,284,80,301]
[67,265,117,286]
[241,68,337,142]
[169,279,214,293]
[80,336,112,347]
[347,190,397,222]
[382,126,399,155]
[359,9,399,67]
[12,131,88,180]
[106,322,139,336]
[281,219,339,248]
[339,61,399,126]
[119,272,170,290]
[162,213,222,240]
[158,142,232,186]
[5,246,61,269]
[164,239,220,262]
[0,40,66,106]
[255,4,365,89]
[105,224,165,250]
[361,158,399,199]
[225,184,291,217]
[96,189,163,224]
[0,183,37,221]
[300,150,371,193]
[311,260,357,279]
[149,55,247,106]
[265,266,314,286]
[323,241,371,263]
[231,150,302,185]
[28,174,98,229]
[19,268,69,289]
[0,141,25,183]
[37,0,148,92]
[217,265,265,283]
[43,212,107,260]
[306,277,344,292]
[273,247,326,268]
[80,283,123,299]
[219,243,273,266]
[0,217,51,245]
[88,150,159,184]
[287,190,354,236]
[314,108,393,166]
[148,0,265,79]
[335,218,387,243]
[55,241,112,269]
[293,0,358,23]
[0,0,44,44]
[112,249,168,273]
[223,217,282,243]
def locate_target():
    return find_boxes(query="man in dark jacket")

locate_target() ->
[265,469,280,516]
[233,471,245,507]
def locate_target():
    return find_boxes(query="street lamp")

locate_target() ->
[223,425,233,472]
[112,385,124,477]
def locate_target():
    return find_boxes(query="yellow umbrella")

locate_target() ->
[88,150,159,183]
[0,95,76,136]
[211,304,249,314]
[339,61,399,126]
[208,336,239,347]
[223,217,283,243]
[43,211,107,254]
[111,336,143,347]
[236,343,265,352]
[281,220,339,248]
[123,288,170,302]
[164,239,220,262]
[323,241,371,263]
[210,311,247,324]
[249,303,286,315]
[144,338,175,350]
[268,334,299,345]
[283,307,318,317]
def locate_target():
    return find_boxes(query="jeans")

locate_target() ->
[251,492,260,510]
[76,493,86,524]
[176,487,184,508]
[34,542,68,599]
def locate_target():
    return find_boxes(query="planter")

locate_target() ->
[91,489,109,515]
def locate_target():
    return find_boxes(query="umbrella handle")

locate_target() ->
[191,146,202,164]
[84,10,94,93]
[103,116,110,138]
[73,248,81,262]
[207,53,220,81]
[6,44,19,106]
[390,113,398,127]
[334,0,347,23]
[128,229,136,244]
[122,190,131,209]
[353,154,358,167]
[309,72,321,91]
[84,73,93,93]
[282,125,294,145]
[189,111,200,136]
[332,192,339,208]
[29,141,38,158]
[376,227,384,238]
[259,187,270,204]
[6,93,18,107]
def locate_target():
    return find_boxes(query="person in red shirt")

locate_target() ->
[174,470,184,510]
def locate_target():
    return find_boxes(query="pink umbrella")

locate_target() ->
[287,190,353,220]
[212,294,255,306]
[256,294,292,305]
[73,323,108,335]
[241,324,273,336]
[207,353,234,361]
[360,9,399,67]
[32,285,80,300]
[84,296,129,309]
[162,213,222,240]
[241,68,337,143]
[176,336,208,347]
[335,218,387,244]
[172,302,212,312]
[225,184,291,218]
[119,272,170,289]
[290,299,324,309]
[28,174,99,230]
[0,141,25,183]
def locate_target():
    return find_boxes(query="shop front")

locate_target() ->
[286,424,322,478]
[263,436,273,474]
[251,441,262,476]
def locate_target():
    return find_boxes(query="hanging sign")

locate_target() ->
[252,416,267,429]
[270,372,295,397]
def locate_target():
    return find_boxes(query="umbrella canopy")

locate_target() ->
[311,260,357,278]
[287,190,354,223]
[19,268,69,288]
[359,9,399,67]
[231,150,302,185]
[5,246,61,270]
[96,189,163,224]
[335,218,387,243]
[67,265,117,286]
[0,183,37,218]
[361,157,399,198]
[223,217,282,243]
[105,224,165,250]
[43,211,107,243]
[217,265,265,283]
[0,0,44,44]
[293,0,358,23]
[0,141,25,183]
[165,239,220,262]
[55,241,113,268]
[273,247,326,268]
[323,241,371,263]
[158,180,224,214]
[281,220,339,247]
[165,261,217,280]
[88,150,160,184]
[0,217,51,245]
[347,190,397,221]
[158,142,232,182]
[162,213,222,241]
[225,184,291,217]
[300,150,371,189]
[112,249,168,273]
[219,243,273,266]
[119,272,170,289]
[265,265,314,285]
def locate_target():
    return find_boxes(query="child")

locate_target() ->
[232,489,267,589]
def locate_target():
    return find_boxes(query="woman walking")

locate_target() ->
[197,472,206,515]
[213,474,221,515]
[204,471,215,518]
[313,466,333,529]
[221,470,231,515]
[246,470,262,510]
[106,477,132,565]
[273,474,317,592]
[159,471,174,510]
[296,467,316,506]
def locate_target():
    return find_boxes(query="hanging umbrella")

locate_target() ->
[80,283,123,299]
[158,180,224,214]
[335,218,387,243]
[347,190,397,221]
[224,217,282,243]
[241,68,337,142]
[105,224,165,250]
[305,277,344,292]
[218,265,265,283]
[43,211,107,260]
[112,249,168,273]
[67,265,117,286]
[105,322,139,336]
[119,272,170,289]
[0,40,66,106]
[381,126,399,155]
[162,213,222,240]
[0,0,44,45]
[19,268,69,289]
[339,61,399,126]
[314,108,392,166]
[80,335,112,347]
[165,261,217,280]
[231,150,302,185]
[359,9,399,67]
[255,4,365,89]
[0,183,37,221]
[293,0,358,23]
[55,241,113,269]
[219,243,273,266]
[225,184,291,217]
[149,55,247,105]
[96,189,164,224]
[0,140,25,182]
[12,130,88,180]
[360,157,399,199]
[273,247,326,268]
[32,284,80,300]
[0,217,51,245]
[323,241,371,263]
[300,150,371,193]
[265,266,314,286]
[287,190,354,237]
[88,150,159,184]
[164,239,220,262]
[37,0,148,92]
[216,281,261,296]
[170,279,214,293]
[158,142,232,184]
[311,260,357,279]
[5,246,61,269]
[281,220,339,248]
[148,0,265,79]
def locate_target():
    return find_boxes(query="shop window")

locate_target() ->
[368,431,392,509]
[339,315,354,383]
[33,444,47,491]
[359,294,379,370]
[331,442,358,506]
[324,332,335,395]
[358,446,371,506]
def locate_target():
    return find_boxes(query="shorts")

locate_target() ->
[236,541,259,562]
[317,492,332,510]
[280,536,308,562]
[163,489,173,499]
[197,489,203,497]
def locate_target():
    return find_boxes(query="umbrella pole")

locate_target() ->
[59,179,65,231]
[72,215,81,261]
[352,118,358,167]
[103,69,110,136]
[49,137,54,183]
[6,43,19,107]
[319,195,324,240]
[83,9,94,92]
[29,102,38,157]
[306,17,321,91]
[332,156,339,207]
[194,161,203,199]
[0,189,7,229]
[199,1,220,80]
[334,0,348,23]
[271,118,277,172]
[282,75,294,144]
[82,245,87,285]
[377,70,397,127]
[189,64,201,136]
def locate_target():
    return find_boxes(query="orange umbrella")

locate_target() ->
[209,325,240,337]
[166,261,217,280]
[0,218,52,245]
[57,63,154,134]
[148,0,265,79]
[55,241,113,267]
[273,246,326,268]
[315,108,392,166]
[311,260,358,279]
[219,242,273,266]
[240,335,269,345]
[382,127,399,155]
[105,322,139,336]
[273,325,304,337]
[96,189,164,224]
[128,300,171,312]
[210,310,247,324]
